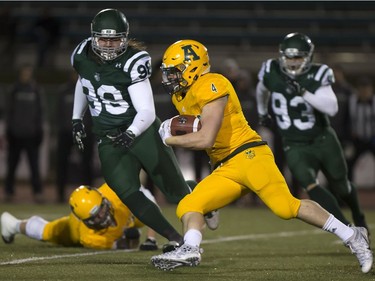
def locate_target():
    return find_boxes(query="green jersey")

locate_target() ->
[71,38,152,136]
[258,59,334,143]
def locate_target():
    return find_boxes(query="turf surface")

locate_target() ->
[0,204,374,281]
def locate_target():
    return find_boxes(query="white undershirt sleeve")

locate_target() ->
[302,85,338,117]
[127,79,156,137]
[72,78,88,120]
[255,80,271,115]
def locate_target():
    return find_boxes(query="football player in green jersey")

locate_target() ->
[256,32,368,231]
[70,9,217,250]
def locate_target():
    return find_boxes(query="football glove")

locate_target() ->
[158,118,172,146]
[115,227,140,249]
[106,129,135,149]
[286,79,305,95]
[72,119,86,151]
[258,114,273,128]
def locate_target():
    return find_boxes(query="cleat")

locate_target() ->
[354,214,370,236]
[162,240,180,253]
[204,210,219,230]
[140,238,158,251]
[345,226,373,273]
[1,212,20,244]
[151,244,201,270]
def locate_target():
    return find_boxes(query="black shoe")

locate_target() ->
[162,241,180,253]
[140,238,158,251]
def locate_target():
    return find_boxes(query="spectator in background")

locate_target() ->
[56,70,95,203]
[346,77,375,182]
[330,64,355,145]
[220,58,256,124]
[33,8,61,68]
[4,64,45,203]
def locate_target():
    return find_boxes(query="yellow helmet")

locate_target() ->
[69,185,115,230]
[161,39,210,96]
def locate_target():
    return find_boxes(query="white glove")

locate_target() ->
[158,118,172,146]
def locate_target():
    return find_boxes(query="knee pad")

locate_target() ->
[271,197,301,220]
[25,216,48,240]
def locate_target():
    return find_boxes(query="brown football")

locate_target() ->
[170,115,202,136]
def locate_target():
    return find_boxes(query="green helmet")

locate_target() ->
[279,32,314,77]
[91,8,129,61]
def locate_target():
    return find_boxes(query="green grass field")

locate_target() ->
[0,204,374,281]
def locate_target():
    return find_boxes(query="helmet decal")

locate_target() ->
[182,45,201,63]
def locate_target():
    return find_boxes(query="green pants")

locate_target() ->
[98,118,191,203]
[284,127,350,196]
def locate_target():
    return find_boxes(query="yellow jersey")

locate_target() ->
[172,73,262,166]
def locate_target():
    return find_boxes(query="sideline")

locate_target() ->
[0,229,325,265]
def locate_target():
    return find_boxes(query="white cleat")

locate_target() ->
[1,212,20,244]
[204,210,219,230]
[151,244,201,270]
[345,226,373,273]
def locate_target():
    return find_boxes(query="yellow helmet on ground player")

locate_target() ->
[69,185,115,230]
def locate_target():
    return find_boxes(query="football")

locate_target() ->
[170,115,202,136]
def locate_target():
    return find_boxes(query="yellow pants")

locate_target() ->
[177,145,301,220]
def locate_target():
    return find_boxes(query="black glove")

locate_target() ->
[107,130,135,148]
[286,79,305,95]
[115,227,140,249]
[258,114,273,128]
[72,119,86,151]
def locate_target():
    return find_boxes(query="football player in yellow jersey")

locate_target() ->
[1,184,159,251]
[151,39,372,273]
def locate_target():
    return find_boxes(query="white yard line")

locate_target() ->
[0,229,325,266]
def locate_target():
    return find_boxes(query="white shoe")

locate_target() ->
[345,226,373,273]
[204,210,219,230]
[151,244,201,270]
[1,212,20,244]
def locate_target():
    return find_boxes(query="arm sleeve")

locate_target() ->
[302,85,338,117]
[255,80,271,115]
[72,78,88,120]
[126,79,156,137]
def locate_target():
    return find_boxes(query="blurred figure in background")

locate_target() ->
[56,70,94,203]
[32,8,61,68]
[220,58,255,124]
[330,64,355,146]
[4,64,45,203]
[346,77,375,182]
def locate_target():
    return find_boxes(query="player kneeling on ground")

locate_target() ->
[1,183,159,251]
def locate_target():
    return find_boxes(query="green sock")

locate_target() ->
[340,182,364,222]
[307,185,350,225]
[122,191,182,242]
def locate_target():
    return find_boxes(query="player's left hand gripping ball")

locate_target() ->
[158,118,172,146]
